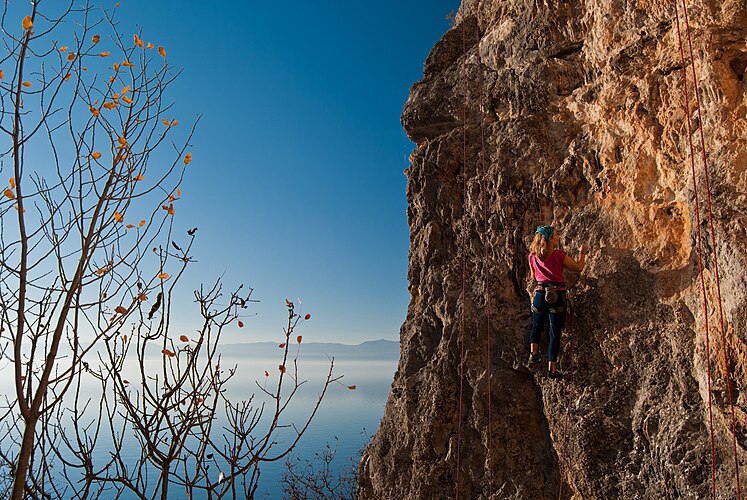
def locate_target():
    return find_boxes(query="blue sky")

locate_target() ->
[7,0,457,344]
[111,0,461,344]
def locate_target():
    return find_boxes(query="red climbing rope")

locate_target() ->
[476,22,495,499]
[678,2,742,498]
[454,14,468,500]
[673,2,717,496]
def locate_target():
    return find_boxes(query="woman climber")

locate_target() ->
[527,225,588,379]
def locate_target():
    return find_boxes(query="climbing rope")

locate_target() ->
[454,13,469,500]
[673,1,742,498]
[557,293,577,500]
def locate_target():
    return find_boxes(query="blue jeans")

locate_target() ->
[530,290,566,362]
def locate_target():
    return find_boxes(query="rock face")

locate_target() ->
[360,0,746,498]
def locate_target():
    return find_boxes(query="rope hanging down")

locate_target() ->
[673,1,742,498]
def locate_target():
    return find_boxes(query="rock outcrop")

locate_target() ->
[360,0,746,498]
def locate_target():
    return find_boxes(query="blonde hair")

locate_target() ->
[529,232,551,259]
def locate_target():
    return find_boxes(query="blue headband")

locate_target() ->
[535,226,554,241]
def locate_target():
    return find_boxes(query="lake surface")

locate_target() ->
[0,344,397,499]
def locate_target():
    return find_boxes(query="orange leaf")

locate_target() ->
[22,81,32,87]
[296,335,303,344]
[122,95,133,104]
[161,118,171,126]
[158,46,166,57]
[91,152,102,159]
[59,46,68,52]
[64,73,71,81]
[168,194,175,202]
[167,204,175,215]
[171,119,178,127]
[138,220,146,227]
[123,334,128,342]
[347,385,357,390]
[99,51,110,57]
[137,293,147,301]
[115,305,127,314]
[4,189,15,200]
[133,34,143,48]
[95,267,108,275]
[304,313,311,320]
[121,86,131,94]
[158,273,169,279]
[278,364,286,373]
[89,106,100,116]
[123,379,130,384]
[13,205,25,213]
[67,52,76,61]
[102,102,117,110]
[179,335,189,342]
[22,16,33,30]
[92,34,100,44]
[134,174,143,181]
[126,224,134,228]
[146,42,154,49]
[0,70,4,80]
[162,349,175,357]
[238,320,244,328]
[118,137,127,145]
[279,343,286,349]
[176,189,181,197]
[122,60,134,67]
[183,153,192,164]
[9,177,15,189]
[113,211,123,222]
[113,63,120,72]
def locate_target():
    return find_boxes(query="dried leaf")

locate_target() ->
[279,343,286,349]
[126,224,134,228]
[176,189,182,197]
[64,73,71,81]
[0,70,4,80]
[92,34,100,44]
[113,63,120,72]
[137,293,147,301]
[22,81,32,87]
[59,46,68,52]
[122,95,133,104]
[278,364,286,373]
[13,205,26,213]
[89,106,100,116]
[162,348,175,357]
[167,204,175,215]
[67,52,76,61]
[22,16,33,30]
[133,34,143,48]
[158,273,169,280]
[183,153,192,164]
[134,174,144,181]
[168,194,175,202]
[296,335,303,344]
[123,334,127,342]
[95,267,108,275]
[146,42,154,49]
[347,385,357,390]
[179,335,189,342]
[121,85,131,94]
[113,211,123,222]
[115,305,127,314]
[139,220,146,227]
[3,189,15,200]
[92,152,102,159]
[237,320,244,328]
[158,46,166,57]
[264,370,269,377]
[122,60,134,67]
[304,313,311,320]
[171,119,178,127]
[9,177,15,189]
[123,379,130,384]
[102,102,117,110]
[118,136,127,145]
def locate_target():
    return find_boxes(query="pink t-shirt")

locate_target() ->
[530,249,567,283]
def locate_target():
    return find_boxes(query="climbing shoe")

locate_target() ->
[528,353,540,365]
[548,370,563,380]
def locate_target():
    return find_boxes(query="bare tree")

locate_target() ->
[0,2,338,498]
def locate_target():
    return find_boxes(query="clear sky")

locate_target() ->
[0,6,458,495]
[100,0,460,344]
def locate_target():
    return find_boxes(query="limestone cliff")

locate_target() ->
[360,0,746,498]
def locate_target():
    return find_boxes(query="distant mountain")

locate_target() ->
[218,339,399,361]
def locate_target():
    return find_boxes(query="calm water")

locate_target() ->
[0,353,396,499]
